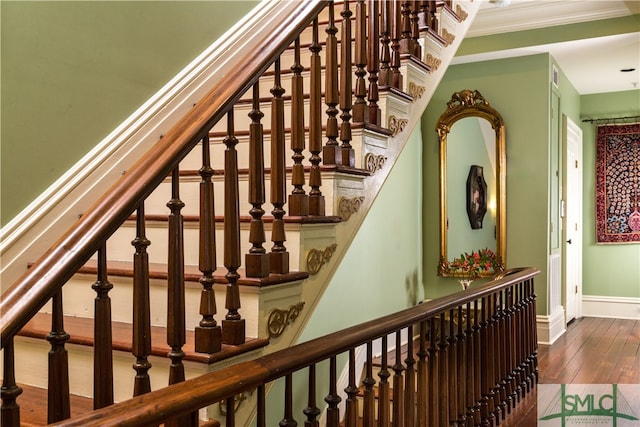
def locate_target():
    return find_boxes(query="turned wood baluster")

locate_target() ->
[325,356,341,427]
[496,291,510,417]
[447,309,457,425]
[523,280,533,392]
[246,84,270,278]
[455,305,467,426]
[344,349,359,427]
[366,0,381,126]
[417,321,428,426]
[362,342,375,427]
[167,166,186,385]
[257,385,266,427]
[480,296,492,424]
[378,336,390,427]
[464,302,476,424]
[399,1,413,55]
[269,59,290,273]
[392,331,406,426]
[411,0,422,58]
[47,290,71,423]
[487,294,501,425]
[390,0,404,90]
[489,295,501,423]
[505,285,517,411]
[225,396,236,427]
[528,279,539,386]
[222,109,246,345]
[132,204,152,396]
[428,0,439,33]
[196,135,222,352]
[1,338,22,427]
[289,38,309,217]
[472,299,482,425]
[92,244,114,409]
[339,0,356,167]
[405,325,416,426]
[520,281,531,391]
[166,167,197,427]
[304,365,321,427]
[308,19,326,216]
[417,0,428,30]
[379,0,392,87]
[281,374,297,427]
[437,313,449,427]
[323,2,340,165]
[428,316,439,427]
[513,282,525,399]
[352,0,367,123]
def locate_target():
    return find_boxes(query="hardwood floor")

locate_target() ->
[502,316,640,426]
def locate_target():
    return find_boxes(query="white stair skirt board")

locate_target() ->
[581,295,640,320]
[536,308,566,345]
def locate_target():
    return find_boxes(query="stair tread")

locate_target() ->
[12,383,93,427]
[12,383,221,426]
[78,259,310,288]
[18,312,269,365]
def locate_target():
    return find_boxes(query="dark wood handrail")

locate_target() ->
[0,0,329,347]
[52,268,539,426]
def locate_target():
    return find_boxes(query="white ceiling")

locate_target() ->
[453,0,640,94]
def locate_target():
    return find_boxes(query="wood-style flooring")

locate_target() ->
[502,316,640,426]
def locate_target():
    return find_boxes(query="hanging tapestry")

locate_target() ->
[595,123,640,243]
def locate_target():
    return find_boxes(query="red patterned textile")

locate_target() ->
[595,123,640,243]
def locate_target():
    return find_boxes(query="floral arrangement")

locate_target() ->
[446,248,499,281]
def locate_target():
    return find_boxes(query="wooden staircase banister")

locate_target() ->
[0,0,329,347]
[1,1,490,425]
[50,267,540,426]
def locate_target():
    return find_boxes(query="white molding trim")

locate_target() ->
[582,295,640,320]
[536,308,566,345]
[0,0,308,289]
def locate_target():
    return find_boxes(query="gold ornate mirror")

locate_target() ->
[437,90,506,278]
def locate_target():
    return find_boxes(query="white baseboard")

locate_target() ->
[582,295,640,320]
[537,308,566,345]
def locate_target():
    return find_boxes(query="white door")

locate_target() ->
[564,116,583,322]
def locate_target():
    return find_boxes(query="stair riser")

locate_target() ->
[145,169,366,218]
[46,274,261,337]
[211,83,412,145]
[102,221,302,271]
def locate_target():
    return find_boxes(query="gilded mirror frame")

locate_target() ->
[437,89,506,277]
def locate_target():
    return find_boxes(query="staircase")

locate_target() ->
[1,1,484,425]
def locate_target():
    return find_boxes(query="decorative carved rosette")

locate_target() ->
[306,243,338,275]
[364,152,388,173]
[337,196,365,221]
[426,54,442,71]
[442,29,455,46]
[388,115,408,136]
[408,82,426,100]
[455,5,468,21]
[267,301,306,338]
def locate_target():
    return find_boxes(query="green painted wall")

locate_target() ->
[0,0,258,226]
[422,54,556,314]
[581,90,640,298]
[264,124,425,425]
[300,125,424,338]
